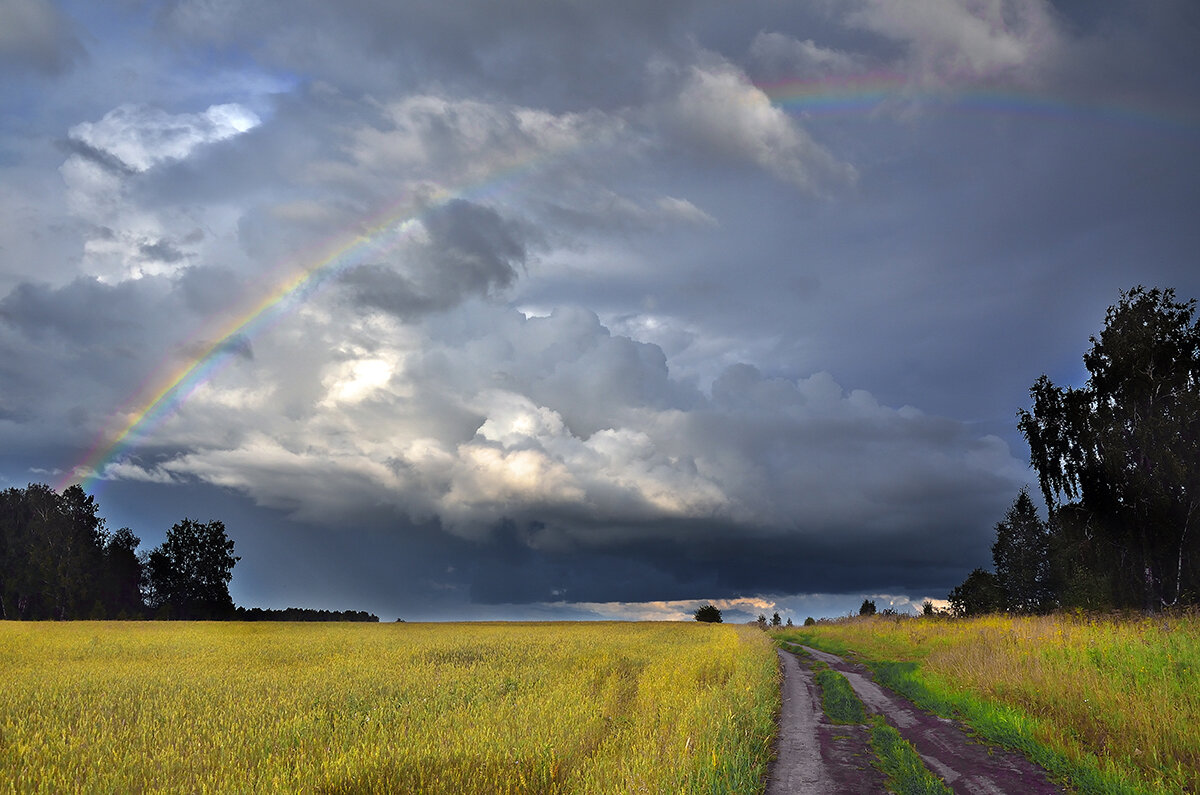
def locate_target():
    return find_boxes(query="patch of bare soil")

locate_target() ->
[781,642,1066,795]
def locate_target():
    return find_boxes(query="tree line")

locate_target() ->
[234,607,379,622]
[0,484,378,621]
[950,287,1200,616]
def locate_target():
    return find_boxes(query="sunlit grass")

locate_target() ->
[0,621,778,793]
[776,612,1200,794]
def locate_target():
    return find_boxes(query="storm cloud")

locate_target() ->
[1,0,1197,620]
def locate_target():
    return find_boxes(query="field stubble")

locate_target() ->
[0,621,778,793]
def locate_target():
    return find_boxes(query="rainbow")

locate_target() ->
[57,159,547,494]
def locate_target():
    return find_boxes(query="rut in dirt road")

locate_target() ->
[780,642,1065,795]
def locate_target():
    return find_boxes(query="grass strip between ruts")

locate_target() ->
[805,649,950,794]
[868,715,953,795]
[813,666,867,725]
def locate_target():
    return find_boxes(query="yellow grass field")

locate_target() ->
[780,612,1200,794]
[0,621,778,793]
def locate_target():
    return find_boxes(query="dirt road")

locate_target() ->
[767,643,1064,794]
[766,648,888,793]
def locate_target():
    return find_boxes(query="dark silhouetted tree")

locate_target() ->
[1019,287,1200,610]
[803,616,816,626]
[991,490,1053,613]
[947,569,1003,617]
[859,598,876,616]
[0,484,108,619]
[770,611,782,626]
[693,604,722,623]
[146,518,239,619]
[102,528,144,617]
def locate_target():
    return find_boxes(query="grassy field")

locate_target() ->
[776,612,1200,794]
[0,621,778,793]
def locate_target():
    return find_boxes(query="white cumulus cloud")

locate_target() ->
[68,103,260,173]
[656,60,856,192]
[845,0,1060,85]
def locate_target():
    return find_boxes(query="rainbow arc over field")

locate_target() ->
[57,169,537,493]
[58,76,1200,494]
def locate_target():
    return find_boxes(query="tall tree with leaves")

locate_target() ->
[0,484,111,619]
[947,569,1003,617]
[1019,287,1200,610]
[102,528,145,617]
[146,519,239,619]
[991,490,1052,613]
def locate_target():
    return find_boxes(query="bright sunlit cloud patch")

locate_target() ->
[67,103,261,173]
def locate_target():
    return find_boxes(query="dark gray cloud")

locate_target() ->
[56,137,138,176]
[138,239,186,264]
[339,200,524,319]
[0,0,1197,619]
[0,0,84,76]
[155,0,698,109]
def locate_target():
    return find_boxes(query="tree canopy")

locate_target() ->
[145,518,240,619]
[991,490,1052,613]
[1018,286,1200,610]
[693,604,722,623]
[953,286,1200,615]
[948,568,1003,617]
[0,484,117,619]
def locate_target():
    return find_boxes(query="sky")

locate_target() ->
[2,0,1198,622]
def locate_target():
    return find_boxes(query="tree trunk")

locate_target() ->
[1169,507,1192,607]
[1142,521,1158,613]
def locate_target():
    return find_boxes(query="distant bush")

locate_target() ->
[693,604,722,623]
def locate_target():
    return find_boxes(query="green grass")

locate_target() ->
[868,716,952,795]
[803,648,947,793]
[864,659,1147,795]
[775,613,1200,794]
[813,666,867,724]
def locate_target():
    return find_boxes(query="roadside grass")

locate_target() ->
[774,612,1200,794]
[802,649,948,794]
[0,621,778,793]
